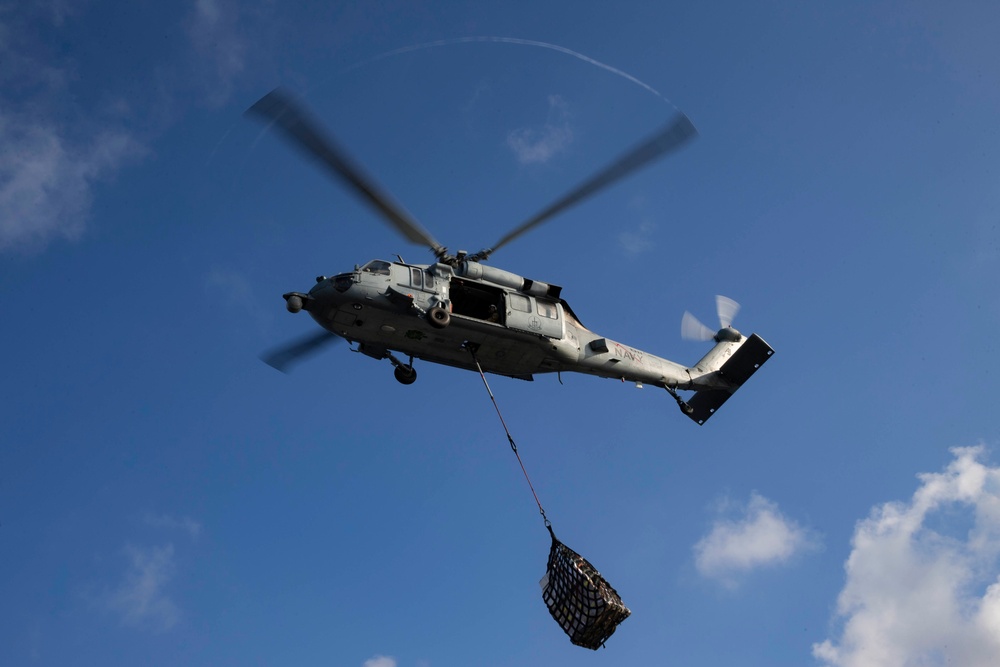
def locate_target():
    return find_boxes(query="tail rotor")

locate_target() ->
[681,295,742,342]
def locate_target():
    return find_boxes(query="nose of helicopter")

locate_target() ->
[284,273,354,322]
[281,278,340,315]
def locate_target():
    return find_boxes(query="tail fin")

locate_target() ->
[681,333,774,425]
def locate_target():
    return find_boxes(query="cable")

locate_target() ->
[466,344,551,528]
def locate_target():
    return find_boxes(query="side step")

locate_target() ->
[685,333,774,425]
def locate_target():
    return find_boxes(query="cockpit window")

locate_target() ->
[333,274,353,293]
[361,260,391,275]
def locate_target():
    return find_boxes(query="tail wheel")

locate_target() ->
[428,305,451,329]
[394,365,417,385]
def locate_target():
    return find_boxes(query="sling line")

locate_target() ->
[466,344,551,528]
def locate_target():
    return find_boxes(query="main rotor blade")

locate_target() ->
[246,89,444,255]
[483,112,697,258]
[260,330,340,373]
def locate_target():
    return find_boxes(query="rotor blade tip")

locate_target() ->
[260,355,290,373]
[246,88,294,120]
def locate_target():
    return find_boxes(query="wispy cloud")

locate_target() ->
[618,196,658,254]
[184,0,248,107]
[618,221,655,254]
[693,492,819,586]
[102,544,180,632]
[0,8,145,254]
[506,95,573,165]
[0,114,143,252]
[1,1,255,254]
[814,446,1000,667]
[363,656,397,667]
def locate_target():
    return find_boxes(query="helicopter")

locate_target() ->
[247,89,773,424]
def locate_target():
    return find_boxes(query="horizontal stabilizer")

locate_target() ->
[686,333,773,425]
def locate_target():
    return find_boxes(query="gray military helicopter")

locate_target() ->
[248,90,773,424]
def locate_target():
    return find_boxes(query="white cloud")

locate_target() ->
[363,656,397,667]
[103,543,180,632]
[814,446,1000,667]
[506,95,573,165]
[694,492,819,585]
[0,0,258,254]
[0,10,145,254]
[0,114,143,252]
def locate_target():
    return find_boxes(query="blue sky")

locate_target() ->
[4,1,1000,665]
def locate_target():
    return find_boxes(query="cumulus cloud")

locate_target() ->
[694,492,819,585]
[813,446,1000,667]
[362,656,397,667]
[103,544,180,632]
[506,95,573,165]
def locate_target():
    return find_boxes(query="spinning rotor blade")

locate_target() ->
[261,330,340,373]
[480,112,698,259]
[681,311,716,341]
[716,295,740,329]
[681,295,742,341]
[246,89,445,256]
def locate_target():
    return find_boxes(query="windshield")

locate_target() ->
[360,260,391,275]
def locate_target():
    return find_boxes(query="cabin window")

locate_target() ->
[537,300,558,319]
[410,267,423,289]
[509,294,531,313]
[361,260,391,275]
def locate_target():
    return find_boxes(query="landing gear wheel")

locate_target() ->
[394,365,417,385]
[428,305,451,329]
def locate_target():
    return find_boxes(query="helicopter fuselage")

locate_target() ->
[288,258,739,393]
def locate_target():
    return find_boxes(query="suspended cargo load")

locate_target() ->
[540,528,630,649]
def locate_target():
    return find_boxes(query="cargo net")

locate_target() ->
[540,528,631,650]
